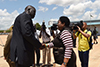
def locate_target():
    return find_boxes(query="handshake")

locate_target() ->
[39,43,49,49]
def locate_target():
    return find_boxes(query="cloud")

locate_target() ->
[69,16,80,21]
[0,9,10,17]
[9,0,17,1]
[33,20,39,24]
[68,9,98,21]
[0,9,19,30]
[39,0,88,7]
[63,0,100,21]
[52,7,57,11]
[38,6,48,12]
[39,0,100,21]
[63,1,92,17]
[1,0,4,1]
[50,19,58,21]
[97,13,100,19]
[48,19,58,26]
[90,0,100,10]
[82,10,97,20]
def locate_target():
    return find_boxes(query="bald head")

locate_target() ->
[84,22,87,27]
[25,5,36,18]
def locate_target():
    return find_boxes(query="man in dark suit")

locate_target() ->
[10,5,42,67]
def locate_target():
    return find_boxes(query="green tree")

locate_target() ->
[6,30,11,33]
[0,30,4,33]
[35,23,41,30]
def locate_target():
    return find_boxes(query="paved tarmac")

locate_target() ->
[0,35,100,67]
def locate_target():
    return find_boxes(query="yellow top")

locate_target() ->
[75,29,92,52]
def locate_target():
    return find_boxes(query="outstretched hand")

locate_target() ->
[39,43,45,50]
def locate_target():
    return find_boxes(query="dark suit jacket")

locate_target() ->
[10,12,42,66]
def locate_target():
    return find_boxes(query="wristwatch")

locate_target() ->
[63,62,67,66]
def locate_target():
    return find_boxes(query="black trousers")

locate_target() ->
[36,49,40,64]
[73,39,76,47]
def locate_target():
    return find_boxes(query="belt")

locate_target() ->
[53,47,64,49]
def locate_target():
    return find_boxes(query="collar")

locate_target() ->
[24,12,31,19]
[84,29,88,33]
[60,27,71,33]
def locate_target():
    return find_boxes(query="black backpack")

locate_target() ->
[86,30,93,50]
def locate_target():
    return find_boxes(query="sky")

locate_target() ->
[0,0,100,30]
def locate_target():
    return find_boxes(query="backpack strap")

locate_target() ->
[86,30,93,50]
[85,30,90,42]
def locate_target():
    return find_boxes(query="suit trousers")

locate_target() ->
[42,47,51,64]
[36,49,40,64]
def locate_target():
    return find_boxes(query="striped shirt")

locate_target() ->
[60,30,73,58]
[49,30,73,58]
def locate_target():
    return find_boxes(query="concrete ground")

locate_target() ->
[0,35,100,67]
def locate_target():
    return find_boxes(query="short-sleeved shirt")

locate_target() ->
[75,29,92,52]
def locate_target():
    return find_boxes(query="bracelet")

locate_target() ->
[48,45,49,47]
[63,62,67,66]
[45,44,49,47]
[45,44,48,47]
